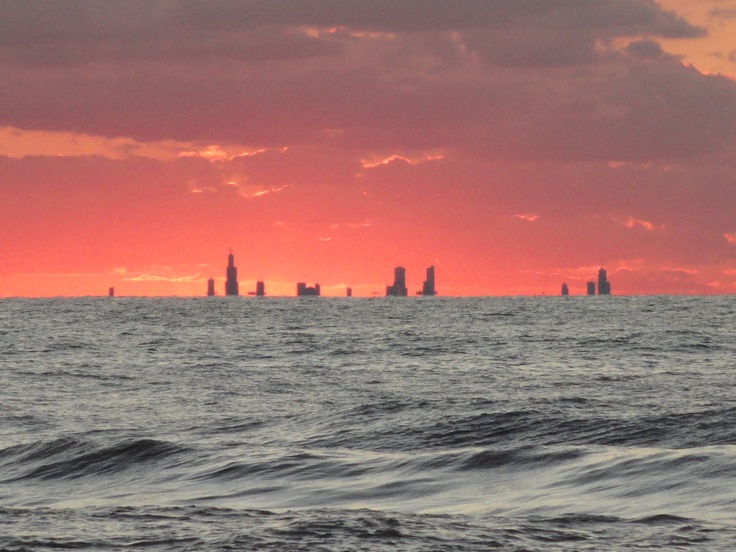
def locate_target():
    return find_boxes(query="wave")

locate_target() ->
[309,406,736,452]
[1,437,188,482]
[457,446,585,471]
[0,505,722,551]
[3,435,736,529]
[633,513,694,524]
[192,451,328,482]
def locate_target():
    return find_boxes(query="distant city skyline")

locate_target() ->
[198,257,611,298]
[206,256,444,298]
[2,2,735,297]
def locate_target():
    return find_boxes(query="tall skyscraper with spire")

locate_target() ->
[225,253,239,296]
[597,267,611,295]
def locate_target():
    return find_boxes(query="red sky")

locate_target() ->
[1,0,735,296]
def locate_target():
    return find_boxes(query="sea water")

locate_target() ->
[1,296,735,550]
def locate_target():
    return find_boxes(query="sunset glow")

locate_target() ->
[1,1,735,297]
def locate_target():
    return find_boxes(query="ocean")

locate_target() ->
[1,296,735,550]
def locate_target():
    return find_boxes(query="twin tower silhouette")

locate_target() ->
[207,254,437,297]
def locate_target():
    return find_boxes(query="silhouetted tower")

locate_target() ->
[256,281,265,296]
[587,282,596,295]
[297,282,321,296]
[225,253,239,296]
[108,287,115,297]
[346,287,352,297]
[598,268,611,295]
[206,278,215,296]
[386,266,408,296]
[561,283,569,296]
[419,265,437,296]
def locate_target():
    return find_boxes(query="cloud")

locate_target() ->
[624,39,670,60]
[0,125,222,160]
[123,274,202,283]
[0,5,707,67]
[0,1,730,167]
[623,217,660,231]
[513,214,539,222]
[0,1,703,45]
[6,36,732,165]
[710,8,736,20]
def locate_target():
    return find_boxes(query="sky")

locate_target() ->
[1,0,735,297]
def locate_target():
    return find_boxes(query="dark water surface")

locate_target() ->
[1,296,735,550]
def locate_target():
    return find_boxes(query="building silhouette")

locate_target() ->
[297,282,321,296]
[386,266,408,296]
[346,287,352,297]
[418,265,436,296]
[597,268,611,295]
[206,278,215,296]
[256,281,265,296]
[587,281,596,295]
[561,283,569,296]
[225,253,239,296]
[108,287,115,297]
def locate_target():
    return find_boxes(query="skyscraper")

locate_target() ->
[256,281,265,296]
[225,253,239,296]
[386,266,408,296]
[419,265,437,296]
[206,277,215,296]
[561,283,569,296]
[598,268,611,295]
[587,282,596,295]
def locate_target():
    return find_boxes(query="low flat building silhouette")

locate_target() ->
[206,278,215,296]
[297,282,321,296]
[225,253,239,296]
[561,283,569,296]
[587,282,596,295]
[418,265,437,296]
[256,281,265,296]
[386,266,408,296]
[598,268,611,295]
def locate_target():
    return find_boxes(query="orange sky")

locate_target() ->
[1,1,735,297]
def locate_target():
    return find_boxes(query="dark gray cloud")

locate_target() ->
[624,38,669,60]
[0,0,703,66]
[0,0,732,165]
[462,28,600,68]
[172,0,704,35]
[3,40,736,163]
